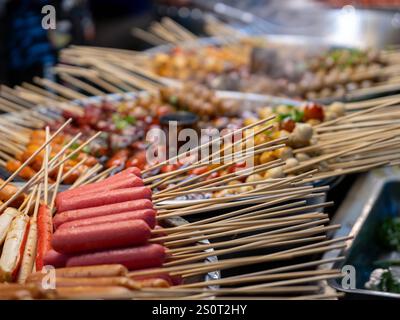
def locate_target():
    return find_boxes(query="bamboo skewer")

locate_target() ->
[143,115,276,174]
[0,119,72,193]
[59,73,106,97]
[33,77,87,100]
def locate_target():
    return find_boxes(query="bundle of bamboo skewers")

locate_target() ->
[0,76,399,198]
[0,118,350,300]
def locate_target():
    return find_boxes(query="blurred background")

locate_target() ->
[1,0,400,86]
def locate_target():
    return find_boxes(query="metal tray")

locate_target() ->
[322,166,400,299]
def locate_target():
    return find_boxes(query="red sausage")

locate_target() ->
[56,168,143,203]
[56,187,152,213]
[55,176,144,207]
[43,249,69,268]
[52,220,151,254]
[66,244,166,270]
[35,205,53,271]
[123,167,142,178]
[56,175,143,205]
[58,209,157,230]
[53,199,153,229]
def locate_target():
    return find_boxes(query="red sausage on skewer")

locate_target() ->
[55,174,144,204]
[56,167,143,201]
[56,187,152,213]
[43,249,69,268]
[35,205,53,271]
[66,244,166,270]
[56,175,143,205]
[58,209,157,230]
[52,220,151,254]
[53,199,153,229]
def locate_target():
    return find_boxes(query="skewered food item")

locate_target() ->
[55,168,143,203]
[43,249,69,268]
[49,167,166,272]
[52,220,152,254]
[27,264,128,280]
[0,208,19,245]
[53,199,154,229]
[56,187,152,212]
[58,209,157,230]
[4,130,97,184]
[66,244,166,270]
[51,94,174,163]
[35,205,52,271]
[151,43,392,100]
[0,179,26,208]
[17,216,38,283]
[153,45,250,81]
[160,82,240,118]
[0,213,29,282]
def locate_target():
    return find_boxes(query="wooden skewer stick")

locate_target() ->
[59,73,106,97]
[173,200,307,228]
[166,235,327,267]
[129,241,347,278]
[157,170,318,216]
[155,215,328,247]
[156,184,323,210]
[50,154,65,212]
[21,82,69,102]
[143,115,277,174]
[33,77,87,100]
[168,224,340,258]
[44,127,51,206]
[179,241,348,279]
[157,183,322,219]
[316,97,400,129]
[81,165,116,185]
[0,119,72,193]
[0,131,100,212]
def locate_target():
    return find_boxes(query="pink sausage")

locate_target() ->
[58,209,157,230]
[53,199,153,229]
[56,169,142,203]
[43,249,69,268]
[55,175,144,206]
[66,244,166,270]
[56,187,152,213]
[52,220,151,254]
[123,167,142,178]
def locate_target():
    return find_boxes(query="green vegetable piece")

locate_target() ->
[69,142,80,150]
[125,115,136,125]
[82,145,91,154]
[115,119,128,130]
[379,217,400,251]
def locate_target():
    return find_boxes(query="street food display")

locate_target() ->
[5,130,97,184]
[153,45,250,81]
[0,123,348,300]
[150,43,397,101]
[0,16,399,300]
